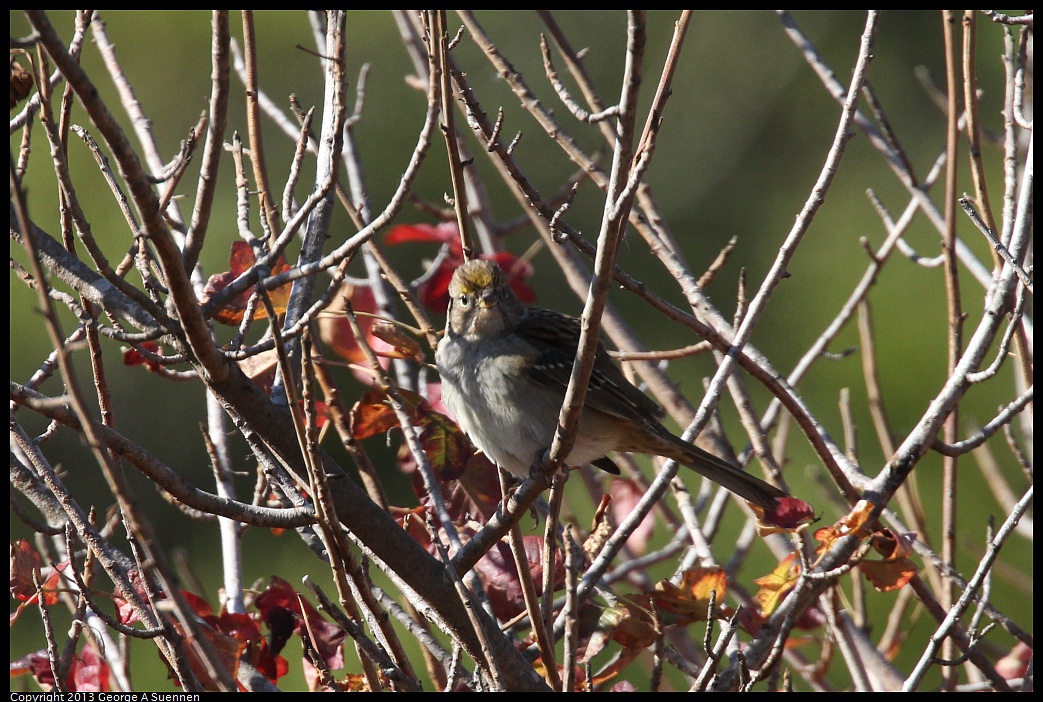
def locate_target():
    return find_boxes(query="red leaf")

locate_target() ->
[122,341,164,373]
[418,251,536,311]
[754,495,816,535]
[112,570,151,625]
[996,641,1033,681]
[317,282,394,382]
[254,577,345,671]
[9,539,43,602]
[474,536,564,620]
[387,222,536,309]
[12,644,113,692]
[385,221,463,255]
[67,643,110,692]
[417,256,460,311]
[609,479,655,555]
[485,252,536,303]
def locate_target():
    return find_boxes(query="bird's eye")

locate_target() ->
[458,295,471,307]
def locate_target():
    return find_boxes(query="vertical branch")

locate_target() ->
[453,10,707,431]
[91,11,187,234]
[631,11,690,170]
[560,524,581,692]
[12,151,218,690]
[546,10,646,470]
[940,10,965,690]
[275,11,348,402]
[506,524,561,689]
[183,10,230,272]
[857,299,942,596]
[297,329,390,692]
[903,488,1034,691]
[240,10,280,233]
[430,10,476,260]
[960,11,998,261]
[998,24,1035,458]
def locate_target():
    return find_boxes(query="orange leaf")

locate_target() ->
[650,566,728,626]
[861,556,918,592]
[349,387,400,440]
[871,527,917,561]
[753,552,802,617]
[813,499,877,557]
[861,528,919,591]
[10,539,44,602]
[201,241,292,325]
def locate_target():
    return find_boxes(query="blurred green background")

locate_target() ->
[10,10,1029,691]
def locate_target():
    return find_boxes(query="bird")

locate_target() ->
[434,258,788,509]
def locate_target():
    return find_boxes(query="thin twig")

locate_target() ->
[959,197,1033,292]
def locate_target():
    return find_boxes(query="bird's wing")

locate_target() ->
[514,308,666,424]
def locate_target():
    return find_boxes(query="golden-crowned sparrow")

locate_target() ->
[435,259,788,509]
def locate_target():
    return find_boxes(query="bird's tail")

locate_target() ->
[663,433,788,509]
